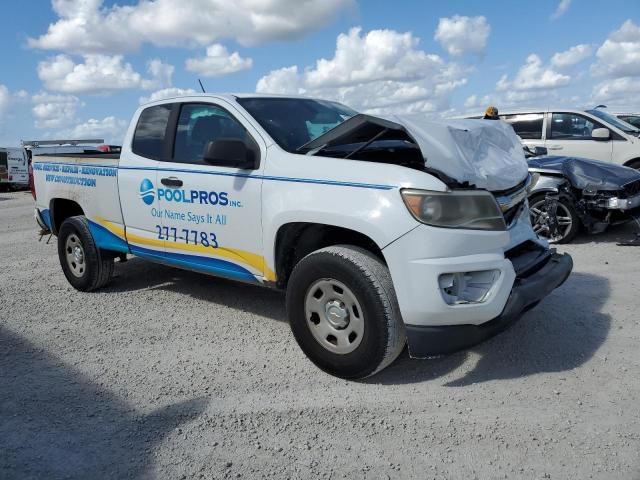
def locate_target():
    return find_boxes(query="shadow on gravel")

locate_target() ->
[101,257,287,322]
[370,272,611,386]
[0,326,208,480]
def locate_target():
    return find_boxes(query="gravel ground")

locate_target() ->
[1,190,639,480]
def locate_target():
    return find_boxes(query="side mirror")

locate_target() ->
[534,146,548,156]
[592,128,610,141]
[203,139,258,169]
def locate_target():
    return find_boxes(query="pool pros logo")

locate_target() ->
[139,178,155,205]
[138,178,235,207]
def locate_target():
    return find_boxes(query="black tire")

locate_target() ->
[286,245,406,379]
[57,216,114,291]
[529,193,580,244]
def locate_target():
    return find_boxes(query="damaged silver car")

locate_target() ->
[526,148,640,243]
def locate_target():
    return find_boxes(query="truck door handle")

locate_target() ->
[547,145,563,150]
[161,177,183,187]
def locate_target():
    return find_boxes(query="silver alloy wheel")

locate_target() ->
[529,199,573,242]
[65,234,86,278]
[304,278,365,355]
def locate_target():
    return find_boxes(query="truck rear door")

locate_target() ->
[118,103,172,260]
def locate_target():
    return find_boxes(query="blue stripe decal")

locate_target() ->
[87,220,130,254]
[129,244,258,283]
[33,161,395,190]
[39,209,52,230]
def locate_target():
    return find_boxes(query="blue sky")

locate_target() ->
[0,0,639,146]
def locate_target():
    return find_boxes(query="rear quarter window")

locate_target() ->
[501,113,544,140]
[132,104,172,160]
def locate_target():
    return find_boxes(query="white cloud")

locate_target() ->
[591,20,640,78]
[551,44,593,68]
[185,44,252,77]
[0,85,9,114]
[434,15,491,56]
[592,77,640,105]
[256,66,302,95]
[551,0,571,20]
[0,85,32,120]
[57,116,128,143]
[497,54,570,91]
[142,59,175,90]
[256,28,468,114]
[29,0,354,55]
[37,55,173,94]
[139,87,199,104]
[463,94,478,109]
[32,92,83,128]
[15,90,29,100]
[305,28,443,88]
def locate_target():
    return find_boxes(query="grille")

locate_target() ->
[493,179,529,228]
[503,201,525,226]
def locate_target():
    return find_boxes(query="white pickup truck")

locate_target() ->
[32,94,573,379]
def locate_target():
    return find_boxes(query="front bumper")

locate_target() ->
[405,251,573,358]
[604,193,640,210]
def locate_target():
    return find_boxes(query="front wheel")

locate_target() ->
[58,216,114,291]
[286,245,406,379]
[529,194,580,244]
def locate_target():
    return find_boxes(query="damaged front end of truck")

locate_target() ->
[299,113,573,357]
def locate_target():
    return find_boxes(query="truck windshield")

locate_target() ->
[586,109,640,135]
[236,97,357,153]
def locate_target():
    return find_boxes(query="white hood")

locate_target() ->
[385,114,529,191]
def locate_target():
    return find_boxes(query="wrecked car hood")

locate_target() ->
[528,156,640,191]
[385,115,529,191]
[300,113,528,191]
[299,113,529,191]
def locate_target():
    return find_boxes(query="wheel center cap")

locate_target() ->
[73,246,84,263]
[325,300,349,329]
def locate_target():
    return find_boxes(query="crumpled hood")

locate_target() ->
[528,155,640,191]
[385,114,529,191]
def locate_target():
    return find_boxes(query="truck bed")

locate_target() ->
[32,153,124,240]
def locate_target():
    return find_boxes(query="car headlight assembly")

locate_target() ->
[401,188,506,231]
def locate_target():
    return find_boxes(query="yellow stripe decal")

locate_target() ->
[94,217,276,282]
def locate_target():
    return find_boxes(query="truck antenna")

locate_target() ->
[198,79,206,93]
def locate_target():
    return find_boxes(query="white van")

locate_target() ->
[499,108,640,169]
[0,147,28,187]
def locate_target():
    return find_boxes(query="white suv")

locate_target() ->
[499,108,640,169]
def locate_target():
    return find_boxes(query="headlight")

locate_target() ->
[401,189,506,231]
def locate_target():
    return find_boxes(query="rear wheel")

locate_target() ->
[529,194,580,244]
[58,216,114,291]
[286,245,405,379]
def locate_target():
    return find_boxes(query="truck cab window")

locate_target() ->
[173,104,248,164]
[132,104,172,160]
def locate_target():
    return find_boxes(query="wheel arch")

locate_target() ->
[274,222,386,289]
[623,157,640,169]
[49,198,85,235]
